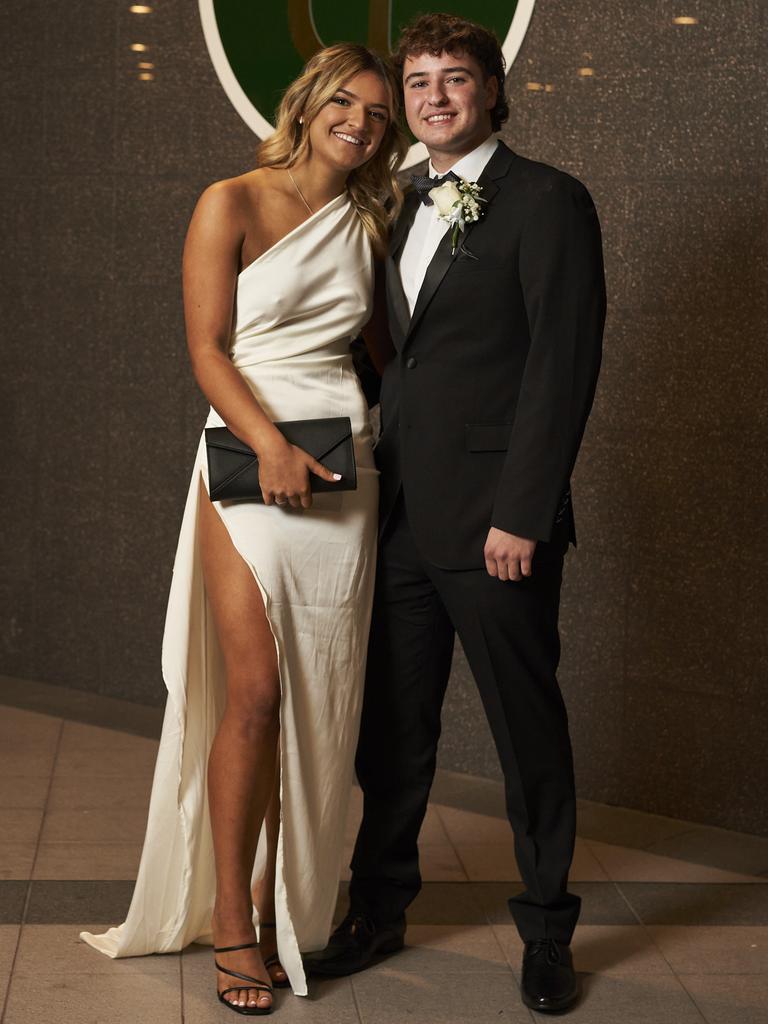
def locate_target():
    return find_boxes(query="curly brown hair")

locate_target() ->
[392,13,509,132]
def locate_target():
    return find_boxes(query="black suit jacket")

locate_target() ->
[374,140,606,570]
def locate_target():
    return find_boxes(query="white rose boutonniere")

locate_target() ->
[428,177,486,255]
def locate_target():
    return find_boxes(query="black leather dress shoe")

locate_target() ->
[302,911,405,976]
[521,938,579,1014]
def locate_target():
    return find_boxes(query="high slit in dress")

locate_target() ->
[80,192,379,996]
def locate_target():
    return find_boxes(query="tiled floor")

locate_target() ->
[1,676,768,1023]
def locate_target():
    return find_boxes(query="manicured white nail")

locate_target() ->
[333,473,342,480]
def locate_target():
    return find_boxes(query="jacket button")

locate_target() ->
[405,356,418,369]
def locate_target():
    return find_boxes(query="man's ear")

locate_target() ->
[485,75,499,110]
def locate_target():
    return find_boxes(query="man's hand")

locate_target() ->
[484,528,537,581]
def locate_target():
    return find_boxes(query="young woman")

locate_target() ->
[81,43,407,1015]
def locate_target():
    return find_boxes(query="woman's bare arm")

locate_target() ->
[182,180,340,507]
[182,181,285,454]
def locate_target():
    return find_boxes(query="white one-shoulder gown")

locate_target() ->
[80,192,379,996]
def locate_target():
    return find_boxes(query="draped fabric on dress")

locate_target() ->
[80,193,379,997]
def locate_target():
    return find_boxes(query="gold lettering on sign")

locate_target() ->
[288,0,392,61]
[288,0,322,61]
[367,0,391,53]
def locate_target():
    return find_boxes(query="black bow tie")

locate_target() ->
[410,169,460,206]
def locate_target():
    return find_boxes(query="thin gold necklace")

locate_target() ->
[287,169,314,215]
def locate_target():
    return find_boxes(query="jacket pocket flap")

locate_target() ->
[464,422,514,452]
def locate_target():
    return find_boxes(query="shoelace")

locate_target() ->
[525,938,562,966]
[345,913,375,938]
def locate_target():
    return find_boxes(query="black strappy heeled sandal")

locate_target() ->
[259,922,290,989]
[214,940,274,1016]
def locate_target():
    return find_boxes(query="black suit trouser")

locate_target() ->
[349,490,581,944]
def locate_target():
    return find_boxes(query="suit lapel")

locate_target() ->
[402,142,516,347]
[390,190,419,259]
[385,191,419,345]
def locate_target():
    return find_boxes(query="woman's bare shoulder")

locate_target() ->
[197,168,284,218]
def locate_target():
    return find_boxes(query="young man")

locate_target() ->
[306,13,606,1015]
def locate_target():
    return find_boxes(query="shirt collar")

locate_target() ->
[428,134,499,184]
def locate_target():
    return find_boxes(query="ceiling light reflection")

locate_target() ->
[130,5,153,12]
[130,42,148,51]
[672,16,699,25]
[577,67,594,77]
[138,72,154,81]
[137,61,154,69]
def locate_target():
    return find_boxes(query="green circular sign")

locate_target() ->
[199,0,536,168]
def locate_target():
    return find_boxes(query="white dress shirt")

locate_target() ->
[399,135,499,316]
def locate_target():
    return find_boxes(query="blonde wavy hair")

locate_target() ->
[257,43,408,256]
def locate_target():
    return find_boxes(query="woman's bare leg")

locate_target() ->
[199,480,279,1011]
[251,754,288,984]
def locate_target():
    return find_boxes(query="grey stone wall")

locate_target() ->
[1,1,766,833]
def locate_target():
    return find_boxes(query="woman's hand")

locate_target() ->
[256,436,342,509]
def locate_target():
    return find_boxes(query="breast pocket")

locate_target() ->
[465,422,514,452]
[454,242,481,263]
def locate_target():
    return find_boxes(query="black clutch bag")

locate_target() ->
[204,416,357,502]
